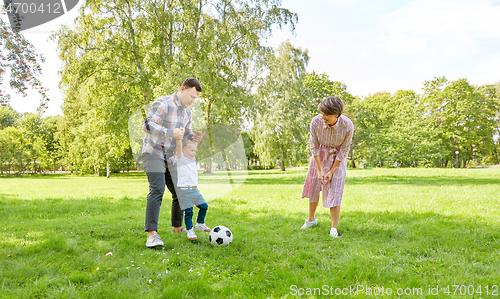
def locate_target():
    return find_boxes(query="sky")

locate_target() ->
[2,0,500,116]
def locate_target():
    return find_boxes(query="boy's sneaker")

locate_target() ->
[146,232,164,248]
[195,223,211,232]
[172,227,188,234]
[330,228,340,238]
[187,228,197,241]
[300,218,317,229]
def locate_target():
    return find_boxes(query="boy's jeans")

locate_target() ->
[184,203,208,230]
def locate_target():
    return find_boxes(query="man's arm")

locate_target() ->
[143,99,174,139]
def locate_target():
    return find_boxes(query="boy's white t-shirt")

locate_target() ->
[176,154,198,187]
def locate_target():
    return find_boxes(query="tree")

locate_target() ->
[0,104,19,129]
[0,126,28,173]
[39,115,63,172]
[421,77,499,167]
[252,40,309,171]
[241,131,257,165]
[303,72,355,117]
[0,2,49,111]
[383,90,441,167]
[52,0,297,175]
[17,112,44,173]
[349,92,393,167]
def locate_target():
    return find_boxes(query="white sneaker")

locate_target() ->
[300,218,318,229]
[187,228,197,241]
[146,232,164,247]
[330,228,339,238]
[195,223,211,232]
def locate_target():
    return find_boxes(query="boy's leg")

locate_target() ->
[184,207,194,230]
[196,203,208,224]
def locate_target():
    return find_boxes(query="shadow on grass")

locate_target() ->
[347,174,500,186]
[238,172,500,186]
[1,195,499,297]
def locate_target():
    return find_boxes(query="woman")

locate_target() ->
[301,96,354,238]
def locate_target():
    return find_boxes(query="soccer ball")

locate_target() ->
[209,226,233,246]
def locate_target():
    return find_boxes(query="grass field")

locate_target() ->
[1,168,499,298]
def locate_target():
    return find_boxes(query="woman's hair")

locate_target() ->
[181,77,203,92]
[318,96,343,116]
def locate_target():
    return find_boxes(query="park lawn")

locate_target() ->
[0,168,499,298]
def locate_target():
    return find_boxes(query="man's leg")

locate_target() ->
[143,154,166,237]
[166,162,183,230]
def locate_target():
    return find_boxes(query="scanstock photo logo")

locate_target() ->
[4,0,79,32]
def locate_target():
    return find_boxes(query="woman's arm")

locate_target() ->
[310,117,324,182]
[324,159,341,183]
[325,122,354,183]
[314,155,324,183]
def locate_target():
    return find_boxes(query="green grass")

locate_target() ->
[1,168,499,298]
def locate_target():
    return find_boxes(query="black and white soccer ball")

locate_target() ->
[209,225,233,246]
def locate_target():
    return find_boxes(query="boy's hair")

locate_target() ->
[182,140,197,148]
[181,78,203,92]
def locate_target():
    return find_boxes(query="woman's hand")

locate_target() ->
[324,169,334,184]
[324,160,341,184]
[317,168,324,183]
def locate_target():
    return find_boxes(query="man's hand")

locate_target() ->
[173,128,185,140]
[193,131,203,143]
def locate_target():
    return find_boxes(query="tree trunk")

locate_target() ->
[124,0,150,105]
[493,145,500,165]
[106,159,110,178]
[280,146,286,171]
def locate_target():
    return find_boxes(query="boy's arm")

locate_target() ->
[175,127,184,159]
[176,139,182,159]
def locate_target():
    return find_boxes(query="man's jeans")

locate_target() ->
[142,153,183,231]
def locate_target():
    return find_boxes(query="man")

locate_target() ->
[142,77,203,247]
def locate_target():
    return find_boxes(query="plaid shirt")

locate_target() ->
[142,93,194,161]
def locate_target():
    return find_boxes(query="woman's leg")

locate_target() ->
[329,205,341,228]
[308,193,320,222]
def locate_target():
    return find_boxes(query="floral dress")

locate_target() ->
[301,114,354,208]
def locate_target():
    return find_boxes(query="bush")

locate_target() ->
[248,165,274,170]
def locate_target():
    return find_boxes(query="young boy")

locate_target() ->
[175,129,210,241]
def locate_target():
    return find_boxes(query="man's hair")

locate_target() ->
[181,77,203,92]
[318,96,343,116]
